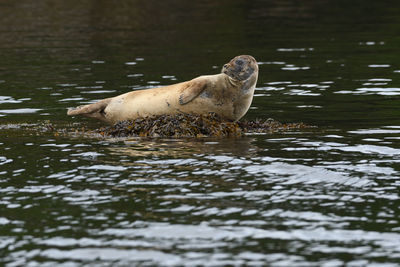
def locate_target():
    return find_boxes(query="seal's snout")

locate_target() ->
[222,63,229,75]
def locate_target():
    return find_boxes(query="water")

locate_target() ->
[1,0,400,266]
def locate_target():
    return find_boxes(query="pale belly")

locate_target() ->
[104,89,236,123]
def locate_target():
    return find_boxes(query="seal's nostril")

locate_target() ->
[223,64,228,68]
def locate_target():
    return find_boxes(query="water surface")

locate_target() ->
[1,0,400,266]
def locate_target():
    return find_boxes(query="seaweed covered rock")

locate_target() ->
[238,118,311,133]
[97,113,313,138]
[98,113,241,138]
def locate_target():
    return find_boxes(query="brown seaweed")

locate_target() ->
[0,113,314,138]
[96,113,314,138]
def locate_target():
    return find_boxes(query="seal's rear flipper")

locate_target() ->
[179,80,207,105]
[67,98,111,122]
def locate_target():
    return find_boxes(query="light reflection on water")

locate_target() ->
[2,116,400,263]
[2,129,400,265]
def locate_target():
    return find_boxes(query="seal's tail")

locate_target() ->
[67,98,111,122]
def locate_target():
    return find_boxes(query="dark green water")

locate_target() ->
[1,0,400,266]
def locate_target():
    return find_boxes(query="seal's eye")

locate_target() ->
[223,64,228,68]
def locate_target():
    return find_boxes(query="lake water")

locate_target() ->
[1,0,400,266]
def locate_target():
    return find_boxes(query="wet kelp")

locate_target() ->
[97,113,312,138]
[0,113,313,138]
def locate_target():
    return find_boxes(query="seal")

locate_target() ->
[67,55,258,124]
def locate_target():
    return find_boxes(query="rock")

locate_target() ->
[96,113,313,138]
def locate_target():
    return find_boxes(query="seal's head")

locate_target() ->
[222,55,258,81]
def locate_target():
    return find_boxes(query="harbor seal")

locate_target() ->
[67,55,258,124]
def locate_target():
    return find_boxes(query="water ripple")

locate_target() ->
[0,108,42,114]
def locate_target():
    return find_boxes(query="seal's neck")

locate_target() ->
[241,73,258,93]
[224,73,257,95]
[222,74,242,88]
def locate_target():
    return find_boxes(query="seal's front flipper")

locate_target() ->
[179,80,207,105]
[67,98,111,122]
